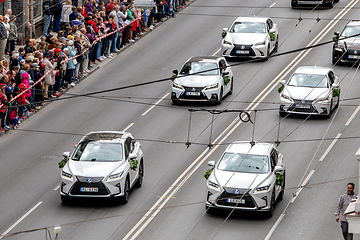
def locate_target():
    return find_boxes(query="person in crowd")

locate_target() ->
[106,0,116,14]
[110,5,121,53]
[63,26,72,38]
[31,62,44,106]
[47,36,58,50]
[53,48,64,91]
[86,0,94,14]
[43,0,52,36]
[77,7,85,22]
[2,59,8,75]
[79,27,91,73]
[9,52,19,69]
[71,25,80,36]
[104,16,115,59]
[24,39,34,54]
[71,15,83,27]
[0,16,7,61]
[42,52,55,99]
[73,35,82,80]
[52,0,63,32]
[61,0,73,30]
[66,41,76,87]
[0,83,7,132]
[8,15,17,56]
[69,6,79,22]
[5,9,12,22]
[2,15,10,56]
[8,106,19,129]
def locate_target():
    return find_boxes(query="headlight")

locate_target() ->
[254,41,266,47]
[223,40,232,46]
[106,171,123,181]
[62,170,73,180]
[280,93,292,101]
[315,96,329,103]
[255,184,271,192]
[208,180,221,190]
[204,83,218,90]
[172,82,183,90]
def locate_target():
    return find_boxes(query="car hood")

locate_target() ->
[228,33,266,45]
[175,75,219,87]
[69,161,122,177]
[214,169,269,190]
[284,86,329,100]
[340,37,360,49]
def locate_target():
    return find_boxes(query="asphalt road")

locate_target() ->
[1,0,360,239]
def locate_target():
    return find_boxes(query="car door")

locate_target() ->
[270,149,282,197]
[218,59,230,94]
[125,136,139,186]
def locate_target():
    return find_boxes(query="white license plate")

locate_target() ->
[186,92,200,96]
[80,187,98,192]
[236,50,249,54]
[227,198,245,204]
[295,104,309,109]
[348,55,360,59]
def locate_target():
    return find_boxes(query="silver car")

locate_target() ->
[171,56,234,103]
[205,142,285,218]
[60,131,144,204]
[221,17,279,59]
[279,66,340,118]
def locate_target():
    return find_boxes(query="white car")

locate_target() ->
[221,17,278,59]
[171,56,233,103]
[205,142,285,217]
[279,66,340,118]
[60,131,144,204]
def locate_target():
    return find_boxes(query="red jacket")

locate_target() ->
[18,83,27,105]
[87,20,98,33]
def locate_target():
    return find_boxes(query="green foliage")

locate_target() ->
[332,36,339,42]
[58,156,69,168]
[223,75,230,85]
[276,173,284,187]
[130,159,138,171]
[278,85,284,93]
[222,31,227,39]
[171,74,177,81]
[333,88,340,97]
[269,32,276,41]
[204,169,213,180]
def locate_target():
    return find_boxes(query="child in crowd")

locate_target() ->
[9,106,19,129]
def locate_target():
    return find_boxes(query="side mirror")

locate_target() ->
[274,166,283,174]
[269,29,276,34]
[129,153,137,160]
[173,69,178,75]
[222,71,229,75]
[334,31,339,36]
[208,161,215,169]
[279,80,286,86]
[222,28,228,32]
[63,152,70,158]
[332,83,339,88]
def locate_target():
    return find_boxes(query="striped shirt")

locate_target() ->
[335,192,357,222]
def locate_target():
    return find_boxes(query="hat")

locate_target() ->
[63,48,69,52]
[67,40,74,46]
[60,37,67,41]
[54,48,62,53]
[19,83,26,89]
[20,59,25,64]
[25,58,32,63]
[22,72,29,79]
[31,63,39,68]
[67,35,74,40]
[44,52,50,57]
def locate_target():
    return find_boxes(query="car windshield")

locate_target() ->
[287,73,328,88]
[229,22,266,34]
[71,141,123,162]
[180,62,218,75]
[217,152,269,174]
[341,25,360,37]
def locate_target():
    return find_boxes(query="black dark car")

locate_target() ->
[333,20,360,65]
[291,0,338,8]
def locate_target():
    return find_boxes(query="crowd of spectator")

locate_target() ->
[0,0,189,133]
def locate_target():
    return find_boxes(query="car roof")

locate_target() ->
[225,141,273,155]
[187,56,219,63]
[82,131,129,143]
[294,66,331,75]
[234,17,269,23]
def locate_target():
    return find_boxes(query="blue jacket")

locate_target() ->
[67,46,76,69]
[43,0,52,16]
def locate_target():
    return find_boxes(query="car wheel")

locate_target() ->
[335,96,340,108]
[279,109,287,117]
[121,177,130,204]
[217,88,223,104]
[266,189,276,218]
[228,78,234,95]
[332,56,337,65]
[134,160,143,188]
[277,171,285,202]
[325,101,333,119]
[205,204,215,214]
[334,0,339,2]
[61,195,71,205]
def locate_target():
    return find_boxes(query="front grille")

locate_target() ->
[180,86,207,100]
[344,48,360,61]
[70,179,109,195]
[230,44,255,57]
[217,191,256,208]
[288,99,317,113]
[183,86,203,92]
[77,176,103,182]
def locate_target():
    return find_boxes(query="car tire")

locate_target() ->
[61,195,71,205]
[335,96,340,108]
[266,189,276,218]
[205,204,215,214]
[134,160,144,188]
[228,78,234,95]
[279,109,287,117]
[217,88,223,104]
[334,0,339,2]
[121,177,130,204]
[277,171,285,202]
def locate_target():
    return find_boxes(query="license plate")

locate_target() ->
[227,198,245,204]
[295,104,309,109]
[348,55,360,59]
[236,50,249,54]
[80,187,98,192]
[186,92,200,96]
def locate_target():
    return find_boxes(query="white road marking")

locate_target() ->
[212,48,221,56]
[319,133,341,162]
[141,93,169,116]
[53,185,60,191]
[269,3,276,7]
[290,170,315,203]
[122,123,134,132]
[124,1,359,238]
[345,105,360,126]
[264,213,284,240]
[0,201,42,239]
